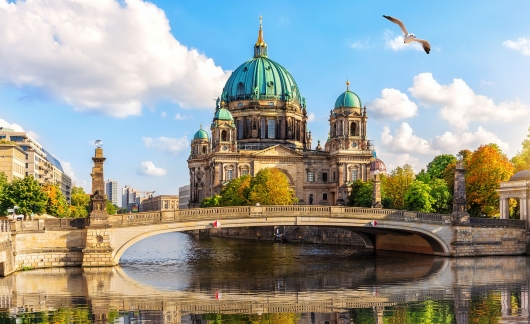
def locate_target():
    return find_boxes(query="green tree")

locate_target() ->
[218,175,251,206]
[42,183,71,218]
[426,154,457,180]
[511,126,530,172]
[247,168,297,205]
[404,180,436,213]
[347,180,373,207]
[467,144,514,217]
[69,186,89,218]
[106,200,117,215]
[381,164,415,210]
[201,194,221,207]
[429,178,452,214]
[0,176,47,217]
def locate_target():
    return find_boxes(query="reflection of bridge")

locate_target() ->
[0,205,527,275]
[0,257,529,323]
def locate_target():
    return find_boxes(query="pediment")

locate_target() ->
[251,145,303,157]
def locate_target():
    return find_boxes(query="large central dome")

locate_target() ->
[221,18,301,105]
[222,57,301,104]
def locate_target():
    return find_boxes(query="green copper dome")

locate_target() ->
[214,108,233,121]
[334,88,362,109]
[193,128,209,140]
[221,19,301,105]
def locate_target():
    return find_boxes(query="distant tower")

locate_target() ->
[452,161,470,223]
[370,151,386,209]
[89,140,109,226]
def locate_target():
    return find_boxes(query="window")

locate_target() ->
[322,172,328,183]
[238,102,243,107]
[241,169,249,176]
[0,135,5,139]
[10,136,24,142]
[333,171,336,182]
[237,120,243,139]
[268,102,274,106]
[221,130,227,141]
[227,170,233,181]
[202,146,207,154]
[351,170,358,181]
[267,119,275,138]
[323,193,328,200]
[260,119,266,138]
[350,122,357,136]
[307,171,314,182]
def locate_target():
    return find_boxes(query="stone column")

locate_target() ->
[83,141,114,267]
[372,172,382,209]
[452,161,470,224]
[521,192,528,226]
[500,198,510,219]
[521,282,529,317]
[501,288,511,317]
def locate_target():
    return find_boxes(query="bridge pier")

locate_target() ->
[82,226,115,267]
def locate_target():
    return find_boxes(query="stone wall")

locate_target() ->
[200,226,366,246]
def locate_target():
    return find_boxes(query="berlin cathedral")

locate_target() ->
[188,19,386,207]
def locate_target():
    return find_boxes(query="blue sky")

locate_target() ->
[1,0,530,204]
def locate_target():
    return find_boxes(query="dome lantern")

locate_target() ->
[254,16,268,58]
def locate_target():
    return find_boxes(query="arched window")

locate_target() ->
[202,146,207,154]
[237,120,243,139]
[221,130,227,141]
[351,169,358,181]
[268,119,275,139]
[350,122,357,136]
[333,123,337,137]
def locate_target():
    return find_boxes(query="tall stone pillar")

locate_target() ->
[82,140,114,267]
[372,172,382,208]
[452,161,470,224]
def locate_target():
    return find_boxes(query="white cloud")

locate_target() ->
[174,113,192,120]
[61,160,88,191]
[408,73,529,131]
[432,126,509,153]
[384,30,422,52]
[369,88,418,120]
[381,122,437,155]
[0,119,24,132]
[307,112,315,122]
[0,0,230,118]
[143,136,188,155]
[351,39,369,49]
[27,130,40,140]
[161,111,166,118]
[503,37,530,56]
[137,161,166,177]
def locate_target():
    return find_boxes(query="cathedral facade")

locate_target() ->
[187,20,384,207]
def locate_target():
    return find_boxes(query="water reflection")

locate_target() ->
[0,232,528,323]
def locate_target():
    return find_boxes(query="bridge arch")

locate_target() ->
[111,215,452,263]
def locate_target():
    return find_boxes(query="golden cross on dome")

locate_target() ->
[346,78,350,91]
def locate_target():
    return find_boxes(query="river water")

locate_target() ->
[0,232,529,323]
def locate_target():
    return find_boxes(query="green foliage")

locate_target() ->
[42,183,70,218]
[106,200,117,215]
[511,126,530,172]
[429,178,452,214]
[219,175,251,206]
[415,169,431,183]
[203,169,297,207]
[381,164,415,210]
[0,176,47,216]
[201,194,221,207]
[404,180,436,213]
[69,186,89,218]
[347,180,373,207]
[426,154,457,180]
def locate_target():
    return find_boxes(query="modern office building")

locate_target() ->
[105,179,118,207]
[122,185,139,212]
[178,185,190,209]
[0,128,72,202]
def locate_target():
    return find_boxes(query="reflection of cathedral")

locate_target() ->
[188,19,385,207]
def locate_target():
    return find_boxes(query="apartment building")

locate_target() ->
[105,179,119,207]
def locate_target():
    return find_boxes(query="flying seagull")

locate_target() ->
[383,15,430,54]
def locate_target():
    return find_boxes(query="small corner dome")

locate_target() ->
[193,128,209,140]
[334,90,362,109]
[214,108,233,121]
[370,158,387,174]
[509,170,530,181]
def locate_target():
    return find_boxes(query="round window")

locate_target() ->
[267,81,274,87]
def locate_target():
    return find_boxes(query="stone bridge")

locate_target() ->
[0,205,527,275]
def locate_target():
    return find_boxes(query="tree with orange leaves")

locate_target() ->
[42,183,71,217]
[466,144,514,217]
